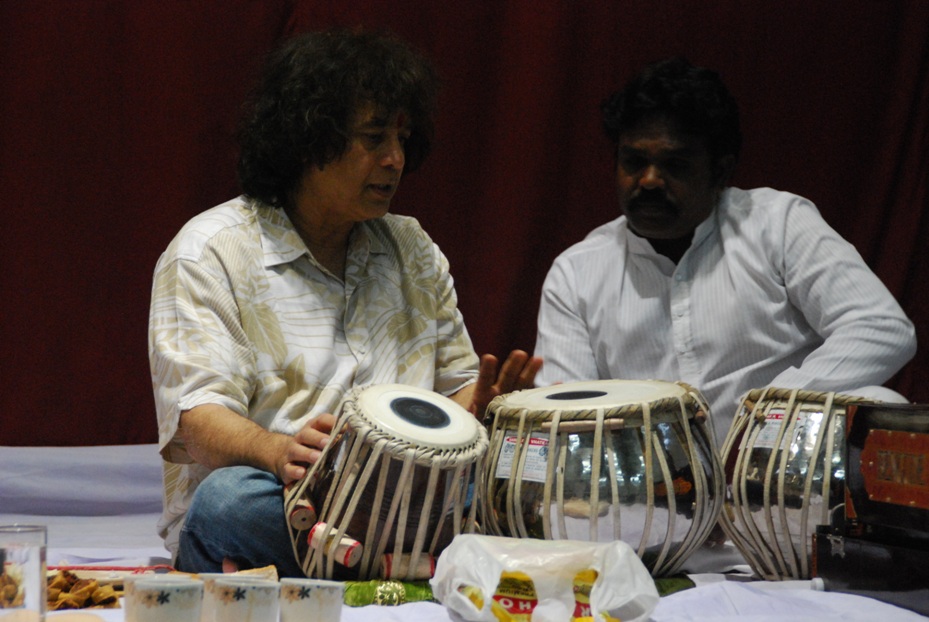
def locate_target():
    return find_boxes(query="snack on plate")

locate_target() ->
[42,563,280,611]
[46,570,120,610]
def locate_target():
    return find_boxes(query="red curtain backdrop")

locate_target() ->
[2,1,926,446]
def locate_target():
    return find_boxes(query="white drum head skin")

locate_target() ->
[500,379,685,410]
[355,384,480,449]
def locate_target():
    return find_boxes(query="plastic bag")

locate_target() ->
[430,535,659,622]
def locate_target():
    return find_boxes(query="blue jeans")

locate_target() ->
[176,466,304,577]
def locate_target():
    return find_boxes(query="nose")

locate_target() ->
[380,135,405,170]
[640,164,664,189]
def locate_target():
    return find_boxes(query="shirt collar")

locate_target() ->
[254,200,390,268]
[695,187,732,243]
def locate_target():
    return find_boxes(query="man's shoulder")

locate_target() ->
[724,187,815,217]
[563,216,626,257]
[370,212,425,234]
[365,212,435,250]
[544,217,626,284]
[165,196,258,261]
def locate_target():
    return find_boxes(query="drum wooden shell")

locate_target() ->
[285,384,488,580]
[481,380,724,576]
[720,387,874,580]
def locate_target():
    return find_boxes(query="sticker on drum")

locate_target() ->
[752,408,787,449]
[355,384,480,449]
[753,408,823,450]
[495,432,549,483]
[482,378,723,577]
[720,387,871,580]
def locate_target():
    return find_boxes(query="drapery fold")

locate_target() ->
[1,1,925,445]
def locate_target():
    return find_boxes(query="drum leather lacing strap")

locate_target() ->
[482,380,725,576]
[720,387,874,580]
[284,384,488,581]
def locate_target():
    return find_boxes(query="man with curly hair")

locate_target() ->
[534,57,915,444]
[148,29,541,575]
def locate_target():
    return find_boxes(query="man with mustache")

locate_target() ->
[533,57,915,445]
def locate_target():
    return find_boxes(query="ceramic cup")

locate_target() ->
[202,577,279,622]
[197,574,278,622]
[123,576,203,622]
[279,578,344,622]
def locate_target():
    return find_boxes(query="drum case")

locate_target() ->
[812,402,929,616]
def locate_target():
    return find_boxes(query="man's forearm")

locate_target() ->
[178,403,289,477]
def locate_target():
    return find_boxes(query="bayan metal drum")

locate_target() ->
[720,387,874,580]
[481,380,724,576]
[285,384,488,581]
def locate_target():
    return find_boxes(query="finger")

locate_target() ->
[477,354,499,388]
[295,419,333,450]
[495,350,530,390]
[286,441,321,467]
[516,356,544,388]
[309,413,337,434]
[282,463,307,485]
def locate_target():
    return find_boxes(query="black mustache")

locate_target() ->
[629,191,675,210]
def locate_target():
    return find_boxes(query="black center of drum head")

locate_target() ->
[390,397,451,429]
[545,390,608,401]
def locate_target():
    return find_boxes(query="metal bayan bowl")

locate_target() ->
[720,387,874,580]
[481,380,724,576]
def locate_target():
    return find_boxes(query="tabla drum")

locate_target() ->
[481,380,724,576]
[285,384,488,581]
[719,387,874,580]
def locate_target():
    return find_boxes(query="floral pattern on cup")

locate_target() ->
[282,582,315,602]
[279,578,343,622]
[124,578,202,622]
[207,578,279,622]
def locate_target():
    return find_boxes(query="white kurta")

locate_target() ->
[534,187,916,442]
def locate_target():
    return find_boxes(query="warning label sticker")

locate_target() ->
[495,433,550,483]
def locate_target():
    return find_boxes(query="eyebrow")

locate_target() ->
[356,114,411,131]
[618,145,700,158]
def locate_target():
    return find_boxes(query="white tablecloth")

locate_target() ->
[3,445,924,621]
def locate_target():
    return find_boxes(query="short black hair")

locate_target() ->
[237,28,440,208]
[601,57,741,164]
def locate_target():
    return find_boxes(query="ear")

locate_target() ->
[713,155,737,188]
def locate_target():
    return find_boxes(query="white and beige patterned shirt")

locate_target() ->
[148,196,479,555]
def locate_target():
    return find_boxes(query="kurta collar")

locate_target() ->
[622,190,726,257]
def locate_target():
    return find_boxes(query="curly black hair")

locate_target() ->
[602,57,741,164]
[237,28,440,208]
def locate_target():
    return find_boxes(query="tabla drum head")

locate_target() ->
[355,384,480,449]
[499,379,686,410]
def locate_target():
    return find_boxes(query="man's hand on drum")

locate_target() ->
[279,413,336,485]
[461,350,543,419]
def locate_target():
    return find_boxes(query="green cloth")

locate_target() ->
[654,575,696,597]
[342,576,695,606]
[344,580,437,606]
